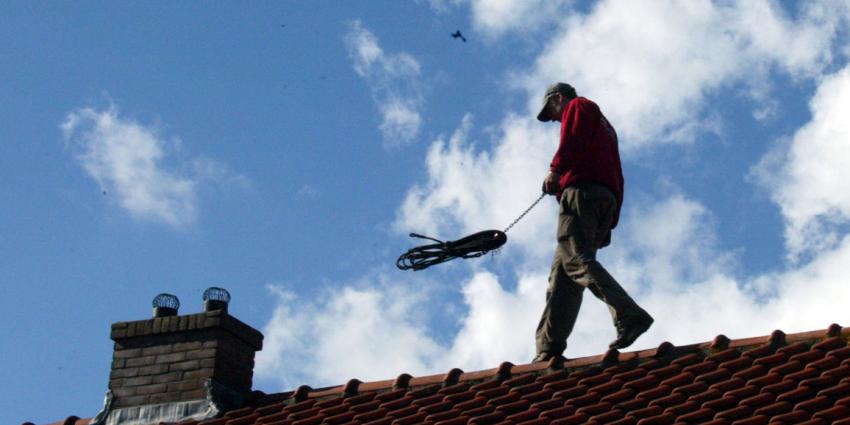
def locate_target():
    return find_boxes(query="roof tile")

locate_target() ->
[788,349,826,364]
[753,400,793,417]
[659,371,693,388]
[648,364,682,380]
[739,392,775,409]
[508,381,544,396]
[733,364,768,381]
[714,405,753,421]
[424,408,461,423]
[673,380,708,396]
[475,385,510,401]
[635,411,676,424]
[719,356,754,372]
[611,367,647,383]
[519,388,554,403]
[564,390,600,407]
[795,395,834,414]
[812,404,850,421]
[494,399,531,415]
[771,409,812,423]
[817,381,850,397]
[687,388,724,404]
[588,408,625,423]
[551,384,588,400]
[671,353,702,368]
[730,415,768,425]
[374,389,406,403]
[775,385,814,403]
[600,388,636,404]
[647,391,686,408]
[539,404,576,419]
[574,401,611,416]
[504,407,539,423]
[613,397,648,411]
[608,417,639,425]
[626,405,663,419]
[378,395,413,411]
[418,400,453,415]
[746,373,781,387]
[635,384,672,401]
[291,414,324,425]
[432,416,470,425]
[623,374,660,391]
[513,418,548,425]
[827,345,850,360]
[701,396,738,411]
[550,412,587,425]
[528,396,565,413]
[709,377,746,393]
[707,347,740,363]
[321,410,356,425]
[809,355,842,371]
[390,411,427,425]
[541,376,579,391]
[361,417,393,425]
[759,379,797,395]
[825,364,850,379]
[784,367,820,382]
[675,406,714,423]
[661,399,700,416]
[811,336,846,351]
[352,407,388,423]
[385,404,418,420]
[466,410,504,424]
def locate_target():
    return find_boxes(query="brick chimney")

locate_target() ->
[91,289,263,425]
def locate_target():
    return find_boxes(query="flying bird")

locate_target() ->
[451,30,467,42]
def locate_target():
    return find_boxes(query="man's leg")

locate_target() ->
[535,254,585,361]
[559,185,653,349]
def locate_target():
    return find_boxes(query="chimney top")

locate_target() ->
[203,287,230,313]
[152,293,180,318]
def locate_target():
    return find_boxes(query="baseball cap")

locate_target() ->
[536,82,576,122]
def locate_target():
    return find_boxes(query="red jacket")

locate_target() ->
[550,97,624,227]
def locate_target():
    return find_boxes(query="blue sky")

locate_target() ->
[3,1,850,424]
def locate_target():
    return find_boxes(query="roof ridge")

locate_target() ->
[251,323,849,404]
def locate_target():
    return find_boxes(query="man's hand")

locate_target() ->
[542,171,561,195]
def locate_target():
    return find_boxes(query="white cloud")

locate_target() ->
[467,0,574,38]
[255,277,445,389]
[61,100,246,228]
[395,113,558,262]
[523,0,846,150]
[344,20,425,147]
[752,65,850,260]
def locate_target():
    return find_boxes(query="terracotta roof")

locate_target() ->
[38,324,850,425]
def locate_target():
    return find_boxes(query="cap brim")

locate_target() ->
[536,105,549,122]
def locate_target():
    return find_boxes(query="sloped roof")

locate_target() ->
[40,325,850,425]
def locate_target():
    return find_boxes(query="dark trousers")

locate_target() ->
[535,183,641,357]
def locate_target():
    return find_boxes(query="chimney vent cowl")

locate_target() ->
[152,293,180,317]
[203,287,230,312]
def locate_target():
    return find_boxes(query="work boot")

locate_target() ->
[609,309,654,350]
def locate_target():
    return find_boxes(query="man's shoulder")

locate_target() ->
[569,97,601,116]
[573,96,598,107]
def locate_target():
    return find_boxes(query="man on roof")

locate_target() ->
[534,82,653,362]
